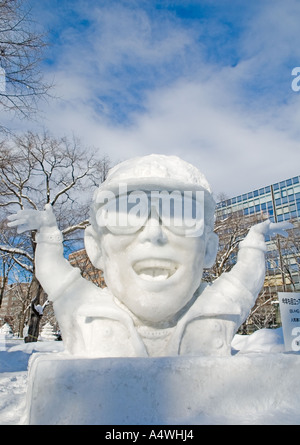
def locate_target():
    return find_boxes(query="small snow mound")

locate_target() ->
[232,328,285,353]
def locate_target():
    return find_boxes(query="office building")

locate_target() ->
[216,175,300,222]
[215,175,300,331]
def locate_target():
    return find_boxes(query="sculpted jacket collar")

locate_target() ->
[77,282,241,357]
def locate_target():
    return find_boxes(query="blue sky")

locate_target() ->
[5,0,300,198]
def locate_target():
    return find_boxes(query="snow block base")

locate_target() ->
[25,353,300,425]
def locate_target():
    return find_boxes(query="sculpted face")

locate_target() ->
[85,154,218,327]
[98,204,210,326]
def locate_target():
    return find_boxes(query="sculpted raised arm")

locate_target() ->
[8,204,82,300]
[230,219,293,294]
[205,219,294,323]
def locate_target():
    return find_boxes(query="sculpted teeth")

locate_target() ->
[138,269,171,281]
[133,259,178,280]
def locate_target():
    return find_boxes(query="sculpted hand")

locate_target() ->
[251,219,294,238]
[7,204,58,234]
[239,219,293,252]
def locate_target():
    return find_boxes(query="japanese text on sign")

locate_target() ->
[278,292,300,352]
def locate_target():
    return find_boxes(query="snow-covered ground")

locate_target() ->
[0,339,64,425]
[0,328,296,425]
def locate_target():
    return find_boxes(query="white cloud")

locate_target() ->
[39,70,300,197]
[12,0,300,199]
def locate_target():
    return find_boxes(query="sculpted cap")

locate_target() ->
[91,154,216,231]
[97,154,213,194]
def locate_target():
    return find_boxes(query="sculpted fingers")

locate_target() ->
[268,221,294,238]
[7,209,39,233]
[7,206,57,233]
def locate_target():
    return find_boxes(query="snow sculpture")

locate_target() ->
[8,155,292,357]
[0,322,13,338]
[40,322,57,341]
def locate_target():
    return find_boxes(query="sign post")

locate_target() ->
[278,292,300,352]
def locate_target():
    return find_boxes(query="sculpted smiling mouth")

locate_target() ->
[132,259,179,281]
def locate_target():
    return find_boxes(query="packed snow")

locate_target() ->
[1,328,300,425]
[9,155,290,359]
[0,338,63,425]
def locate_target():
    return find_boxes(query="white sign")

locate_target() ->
[278,292,300,352]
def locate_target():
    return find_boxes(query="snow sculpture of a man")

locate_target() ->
[8,155,292,357]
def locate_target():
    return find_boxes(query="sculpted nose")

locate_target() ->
[138,209,168,245]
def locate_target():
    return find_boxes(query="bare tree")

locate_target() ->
[205,207,300,333]
[0,220,20,305]
[278,218,300,291]
[246,292,278,332]
[8,283,31,336]
[204,209,278,333]
[0,131,110,339]
[0,0,51,129]
[204,211,265,283]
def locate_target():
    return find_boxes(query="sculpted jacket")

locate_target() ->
[34,222,270,358]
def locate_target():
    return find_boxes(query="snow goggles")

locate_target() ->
[95,190,205,237]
